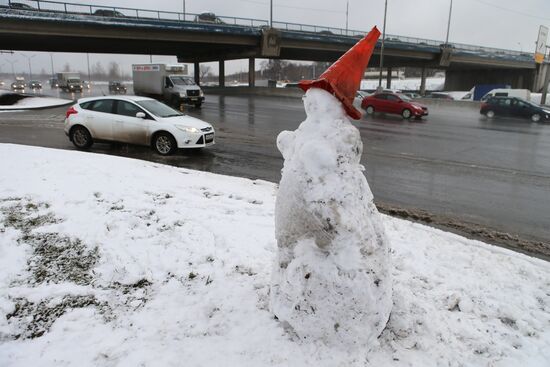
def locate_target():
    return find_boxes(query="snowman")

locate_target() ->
[270,27,392,351]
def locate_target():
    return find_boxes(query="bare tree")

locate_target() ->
[63,63,71,72]
[107,61,121,80]
[199,65,212,79]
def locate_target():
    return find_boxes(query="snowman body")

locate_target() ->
[271,88,392,350]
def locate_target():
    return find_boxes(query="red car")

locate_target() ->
[361,93,428,119]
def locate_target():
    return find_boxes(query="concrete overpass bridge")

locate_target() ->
[0,0,547,92]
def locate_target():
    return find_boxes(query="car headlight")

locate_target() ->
[200,90,204,97]
[179,93,187,98]
[175,125,199,133]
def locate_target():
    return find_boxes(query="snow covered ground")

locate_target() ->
[0,144,548,367]
[0,92,72,111]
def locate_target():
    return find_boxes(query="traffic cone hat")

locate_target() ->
[299,26,381,120]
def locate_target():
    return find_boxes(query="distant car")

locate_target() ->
[82,80,91,89]
[480,97,550,122]
[0,80,4,87]
[318,30,334,35]
[11,81,26,90]
[49,78,60,88]
[194,12,224,24]
[29,80,42,89]
[108,81,127,94]
[93,9,125,17]
[361,92,428,119]
[64,96,215,155]
[427,92,453,100]
[8,2,36,10]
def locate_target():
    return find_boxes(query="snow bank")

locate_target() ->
[0,144,548,367]
[273,88,392,353]
[0,95,72,110]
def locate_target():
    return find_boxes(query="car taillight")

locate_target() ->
[481,103,488,109]
[66,106,78,119]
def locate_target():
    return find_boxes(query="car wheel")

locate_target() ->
[486,110,495,118]
[70,126,93,149]
[153,132,177,156]
[531,113,541,122]
[402,108,412,119]
[365,105,375,115]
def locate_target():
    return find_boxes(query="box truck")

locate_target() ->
[56,72,83,92]
[132,64,204,108]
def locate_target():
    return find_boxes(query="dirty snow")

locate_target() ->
[0,144,548,367]
[0,95,72,110]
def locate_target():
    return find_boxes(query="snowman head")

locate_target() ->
[303,88,346,121]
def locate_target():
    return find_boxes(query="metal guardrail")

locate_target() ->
[4,0,533,60]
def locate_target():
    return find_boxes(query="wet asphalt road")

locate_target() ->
[1,89,550,251]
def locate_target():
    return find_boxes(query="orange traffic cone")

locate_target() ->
[299,26,381,120]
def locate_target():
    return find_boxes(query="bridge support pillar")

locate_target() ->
[248,58,255,87]
[194,62,200,85]
[386,67,392,89]
[420,66,427,96]
[219,60,225,87]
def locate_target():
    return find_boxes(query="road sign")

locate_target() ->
[535,25,548,64]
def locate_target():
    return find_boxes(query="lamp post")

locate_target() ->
[182,0,185,20]
[377,0,388,89]
[49,53,55,78]
[445,0,453,45]
[86,53,91,82]
[345,0,349,35]
[5,59,17,78]
[270,0,273,27]
[20,53,36,80]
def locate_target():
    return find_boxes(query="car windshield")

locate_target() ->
[136,100,183,118]
[398,94,412,101]
[170,76,196,86]
[68,79,80,83]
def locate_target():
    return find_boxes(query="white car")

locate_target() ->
[64,96,215,155]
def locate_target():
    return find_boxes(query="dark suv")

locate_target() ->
[108,81,127,94]
[480,97,550,122]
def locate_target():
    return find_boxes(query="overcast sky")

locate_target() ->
[1,0,549,78]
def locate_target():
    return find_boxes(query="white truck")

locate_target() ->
[132,64,204,108]
[56,72,83,92]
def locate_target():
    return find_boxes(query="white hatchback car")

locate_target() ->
[64,96,215,155]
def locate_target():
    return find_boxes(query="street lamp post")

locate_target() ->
[49,53,55,78]
[20,53,36,80]
[445,0,453,45]
[345,0,349,35]
[86,53,91,82]
[377,0,388,89]
[182,0,185,20]
[6,59,17,78]
[270,0,273,27]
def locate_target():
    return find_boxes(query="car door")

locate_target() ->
[373,94,388,112]
[513,99,533,119]
[113,100,149,145]
[81,99,115,140]
[385,94,401,114]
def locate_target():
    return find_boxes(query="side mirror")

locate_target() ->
[136,112,146,119]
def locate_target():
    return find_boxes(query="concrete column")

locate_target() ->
[541,64,550,105]
[219,60,225,87]
[248,57,255,87]
[194,62,200,85]
[420,66,427,96]
[386,67,392,89]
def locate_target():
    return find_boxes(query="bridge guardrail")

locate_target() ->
[5,0,535,61]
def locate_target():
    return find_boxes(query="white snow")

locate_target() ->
[0,95,72,110]
[273,88,392,354]
[0,144,548,367]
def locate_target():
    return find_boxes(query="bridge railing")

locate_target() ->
[5,0,269,27]
[5,0,531,59]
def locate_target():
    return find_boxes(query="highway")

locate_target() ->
[1,90,549,258]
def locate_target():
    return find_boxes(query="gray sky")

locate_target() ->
[1,0,549,78]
